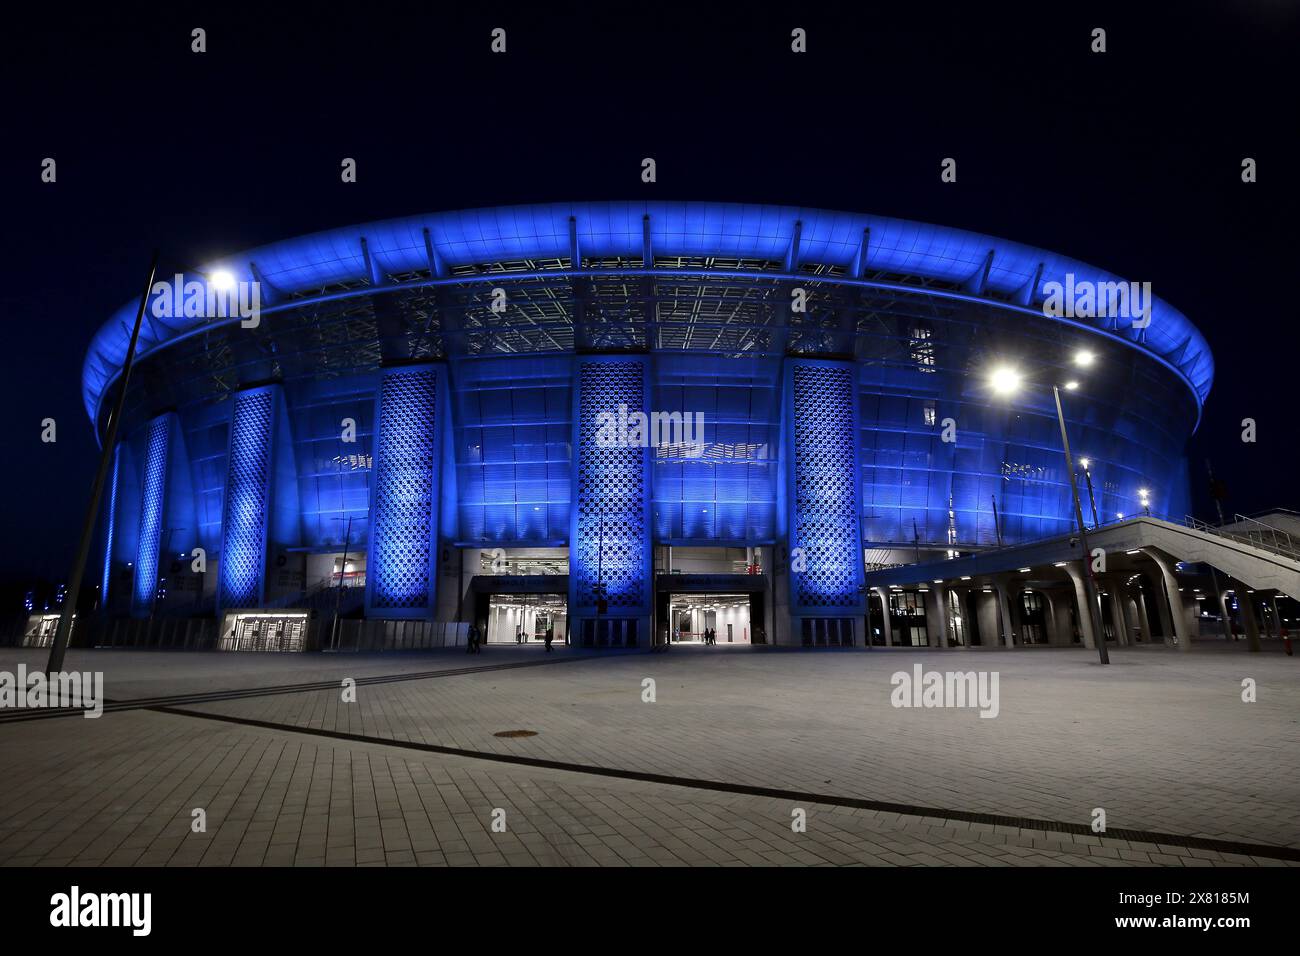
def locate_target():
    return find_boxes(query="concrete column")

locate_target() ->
[1135,590,1153,643]
[1150,578,1173,643]
[1181,594,1203,642]
[1040,595,1060,647]
[1047,590,1073,645]
[874,587,894,647]
[1259,597,1276,639]
[1142,549,1191,651]
[1042,591,1061,645]
[924,585,950,650]
[1216,588,1234,642]
[1232,581,1262,652]
[1104,579,1134,646]
[1063,564,1098,650]
[993,575,1018,648]
[975,590,1000,647]
[949,587,969,647]
[935,582,956,650]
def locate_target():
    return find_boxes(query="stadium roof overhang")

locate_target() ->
[83,201,1214,430]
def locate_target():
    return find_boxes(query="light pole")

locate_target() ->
[46,251,160,674]
[989,349,1109,665]
[328,514,356,652]
[1078,458,1100,529]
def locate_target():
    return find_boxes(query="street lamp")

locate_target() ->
[1078,458,1100,529]
[986,350,1110,665]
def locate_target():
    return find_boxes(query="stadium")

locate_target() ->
[75,201,1214,652]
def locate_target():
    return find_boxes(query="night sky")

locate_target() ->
[2,2,1297,591]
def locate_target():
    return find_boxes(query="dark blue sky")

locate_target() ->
[2,2,1296,584]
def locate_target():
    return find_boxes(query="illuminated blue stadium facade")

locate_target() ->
[83,202,1212,649]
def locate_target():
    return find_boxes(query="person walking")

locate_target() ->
[544,625,554,653]
[465,622,478,654]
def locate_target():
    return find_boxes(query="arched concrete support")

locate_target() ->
[874,587,895,647]
[993,575,1018,648]
[1142,548,1191,651]
[1063,564,1098,650]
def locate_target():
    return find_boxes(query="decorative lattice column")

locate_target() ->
[130,414,173,617]
[782,360,866,633]
[218,387,278,610]
[365,364,442,617]
[569,358,652,644]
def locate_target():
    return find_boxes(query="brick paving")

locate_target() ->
[0,642,1296,866]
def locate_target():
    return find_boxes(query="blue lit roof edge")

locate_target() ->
[83,201,1213,426]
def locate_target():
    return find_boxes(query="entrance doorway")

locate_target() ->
[485,593,567,644]
[666,593,752,644]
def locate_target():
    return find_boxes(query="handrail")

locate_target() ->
[1183,514,1300,562]
[897,512,1300,569]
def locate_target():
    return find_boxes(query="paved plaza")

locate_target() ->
[0,641,1296,867]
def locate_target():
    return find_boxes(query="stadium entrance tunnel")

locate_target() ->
[654,575,769,647]
[483,592,567,645]
[665,593,755,644]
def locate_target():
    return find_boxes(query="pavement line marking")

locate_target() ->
[0,653,598,724]
[149,703,1300,863]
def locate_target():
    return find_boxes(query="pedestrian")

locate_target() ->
[544,625,554,653]
[465,622,477,654]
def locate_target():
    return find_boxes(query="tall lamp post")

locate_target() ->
[1078,458,1100,529]
[328,514,359,652]
[46,251,160,674]
[989,349,1109,665]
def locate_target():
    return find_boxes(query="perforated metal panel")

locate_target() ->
[368,366,438,611]
[132,416,170,615]
[791,364,860,607]
[574,361,648,611]
[219,389,274,609]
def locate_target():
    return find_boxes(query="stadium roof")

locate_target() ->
[83,201,1213,424]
